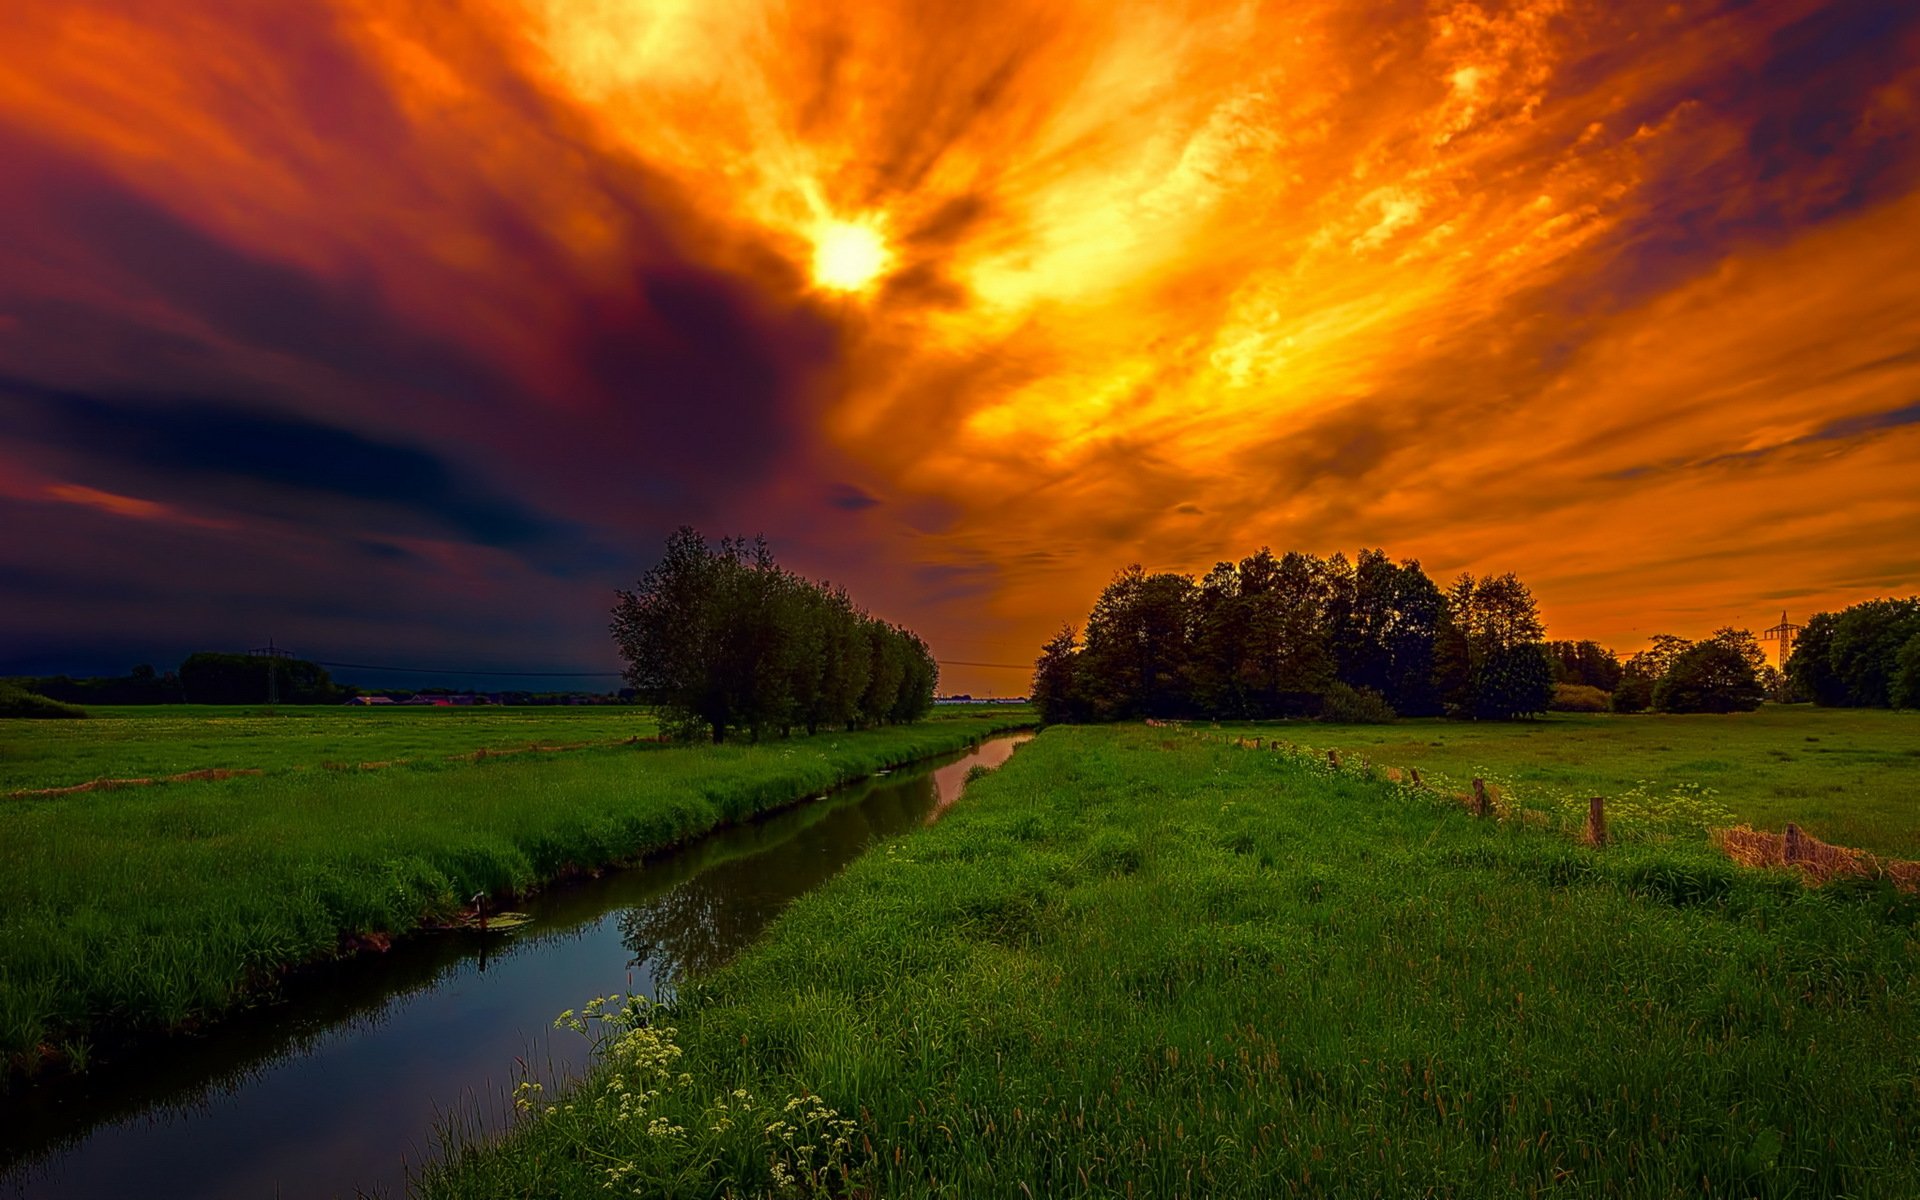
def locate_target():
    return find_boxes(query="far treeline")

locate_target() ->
[1032,550,1560,724]
[1031,547,1920,724]
[612,527,936,743]
[5,654,344,711]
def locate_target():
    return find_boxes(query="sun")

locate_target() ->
[810,218,892,292]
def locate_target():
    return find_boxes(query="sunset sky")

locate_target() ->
[2,0,1917,694]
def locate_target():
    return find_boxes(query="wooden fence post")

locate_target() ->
[1585,797,1606,848]
[1783,822,1803,864]
[1471,777,1491,818]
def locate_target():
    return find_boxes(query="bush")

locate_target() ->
[0,683,87,719]
[1611,675,1653,713]
[1548,683,1610,712]
[1319,683,1397,724]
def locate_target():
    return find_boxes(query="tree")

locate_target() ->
[1892,632,1920,710]
[1654,640,1764,713]
[1330,550,1445,717]
[611,527,933,742]
[1080,566,1197,719]
[178,652,339,704]
[1610,673,1654,713]
[1625,634,1693,686]
[1548,640,1623,692]
[1786,600,1920,708]
[1441,573,1553,719]
[1030,624,1086,724]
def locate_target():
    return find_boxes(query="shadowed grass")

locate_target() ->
[419,725,1920,1199]
[0,715,1027,1069]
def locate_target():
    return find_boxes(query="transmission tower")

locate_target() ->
[249,637,295,706]
[1760,611,1802,670]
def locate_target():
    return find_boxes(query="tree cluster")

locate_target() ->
[1786,598,1920,708]
[13,656,342,705]
[611,527,936,743]
[1547,640,1624,692]
[1615,628,1768,714]
[1032,549,1556,724]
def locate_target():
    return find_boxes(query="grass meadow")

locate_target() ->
[421,723,1920,1199]
[1219,707,1920,859]
[0,704,668,792]
[0,710,1029,1071]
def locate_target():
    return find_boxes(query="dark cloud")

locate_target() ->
[827,483,882,511]
[566,266,839,495]
[0,127,512,410]
[0,378,613,573]
[1605,399,1920,481]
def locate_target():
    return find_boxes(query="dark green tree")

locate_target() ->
[612,527,933,742]
[1441,573,1553,719]
[178,652,339,704]
[1891,632,1920,710]
[1548,640,1624,691]
[1031,624,1087,724]
[1654,640,1765,713]
[1080,566,1197,719]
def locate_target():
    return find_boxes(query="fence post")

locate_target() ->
[1783,822,1803,864]
[1586,797,1606,848]
[1471,777,1491,818]
[1409,768,1423,788]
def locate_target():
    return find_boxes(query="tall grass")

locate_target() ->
[421,724,1920,1198]
[0,716,1027,1070]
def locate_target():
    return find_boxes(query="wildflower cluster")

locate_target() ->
[522,994,868,1196]
[760,1094,860,1196]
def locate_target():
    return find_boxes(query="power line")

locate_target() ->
[312,657,1032,677]
[313,660,622,678]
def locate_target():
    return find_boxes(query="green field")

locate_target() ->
[422,723,1920,1199]
[1217,707,1920,859]
[0,709,1030,1070]
[0,704,666,792]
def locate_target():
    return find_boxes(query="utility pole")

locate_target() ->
[1760,611,1802,670]
[249,638,294,706]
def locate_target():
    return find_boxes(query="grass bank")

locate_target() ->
[1220,707,1920,858]
[0,714,1028,1072]
[422,724,1920,1198]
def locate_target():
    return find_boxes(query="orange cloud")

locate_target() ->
[1,0,1916,691]
[43,483,235,530]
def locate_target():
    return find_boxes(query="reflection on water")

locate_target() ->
[0,734,1030,1200]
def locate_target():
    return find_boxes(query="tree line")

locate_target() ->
[612,527,937,743]
[9,654,344,706]
[1031,549,1557,724]
[1787,597,1920,709]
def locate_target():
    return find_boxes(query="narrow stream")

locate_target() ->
[0,733,1031,1200]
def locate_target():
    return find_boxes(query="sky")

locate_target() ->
[2,0,1917,695]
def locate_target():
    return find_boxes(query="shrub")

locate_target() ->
[1319,682,1397,724]
[1548,683,1610,712]
[0,683,87,719]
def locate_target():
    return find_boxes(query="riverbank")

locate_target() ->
[421,724,1920,1198]
[1,713,1030,1076]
